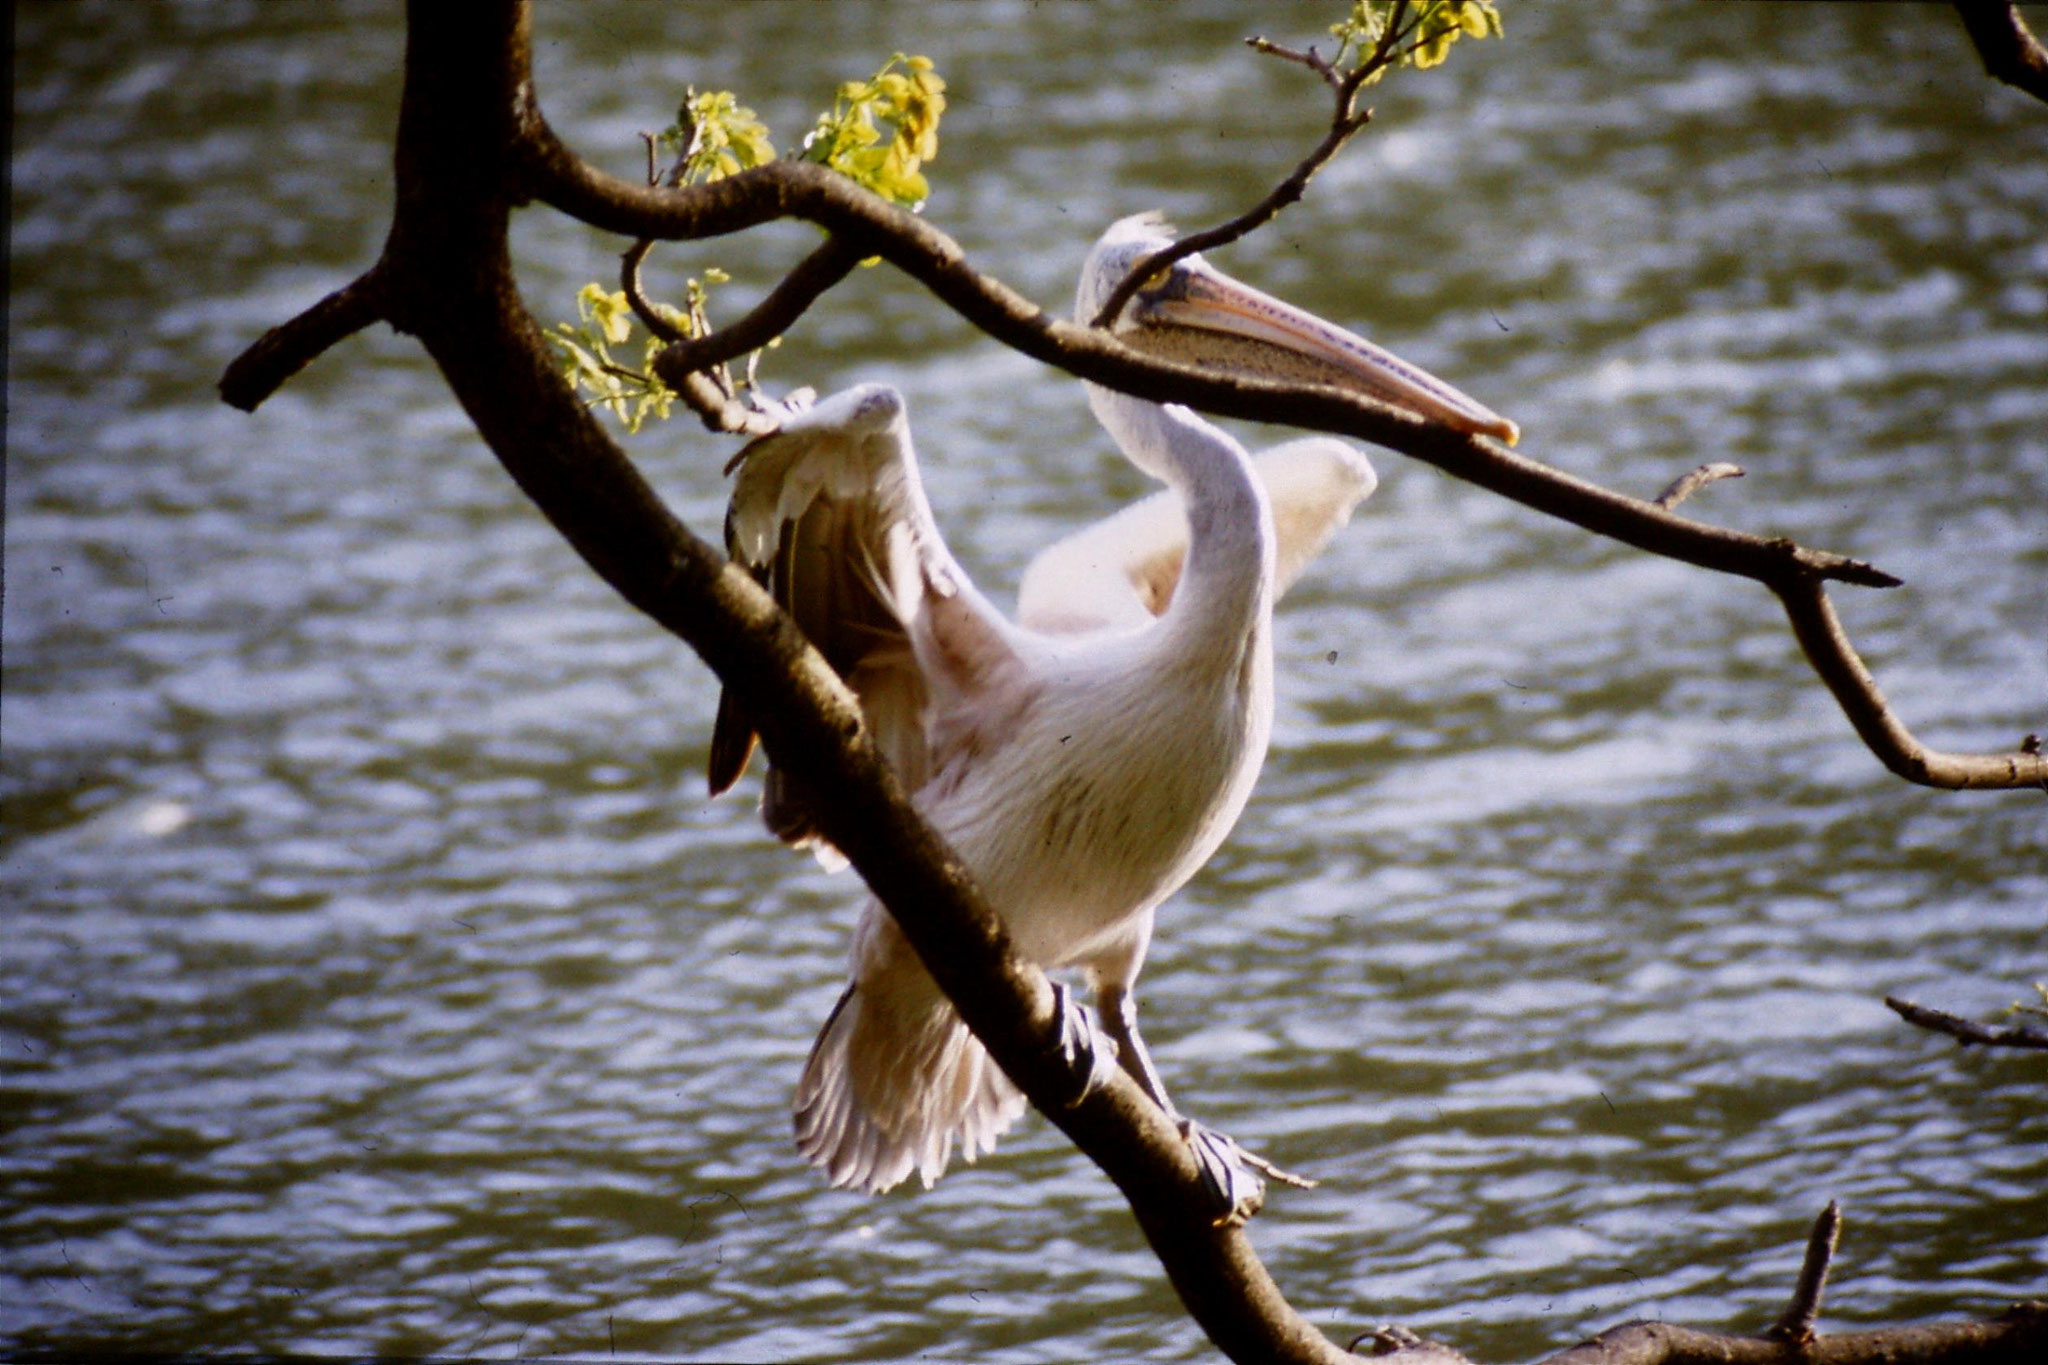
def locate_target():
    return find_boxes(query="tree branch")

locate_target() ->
[1087,32,1378,330]
[246,5,1376,1361]
[656,233,863,378]
[1542,1304,2047,1365]
[1775,577,2047,790]
[1772,1202,1842,1345]
[515,129,2044,792]
[1955,2,2048,105]
[217,262,390,411]
[1655,462,1745,510]
[1887,995,2048,1051]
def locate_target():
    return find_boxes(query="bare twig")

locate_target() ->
[1247,37,1346,89]
[1088,21,1395,330]
[1654,462,1745,510]
[1886,995,2048,1051]
[1775,577,2048,790]
[1955,2,2048,106]
[1773,1202,1843,1346]
[652,235,863,380]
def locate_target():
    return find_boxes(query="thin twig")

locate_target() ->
[619,239,692,346]
[1654,462,1745,510]
[1886,995,2048,1051]
[654,235,862,378]
[1089,22,1390,330]
[1772,1201,1842,1346]
[1245,37,1344,90]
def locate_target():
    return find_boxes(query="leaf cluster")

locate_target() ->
[1332,0,1503,80]
[549,280,712,433]
[552,54,947,432]
[799,53,948,210]
[659,88,777,185]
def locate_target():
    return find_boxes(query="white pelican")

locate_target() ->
[711,214,1516,1215]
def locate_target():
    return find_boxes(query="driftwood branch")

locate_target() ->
[1955,1,2048,105]
[1541,1303,2046,1365]
[1887,995,2048,1051]
[218,3,2047,1360]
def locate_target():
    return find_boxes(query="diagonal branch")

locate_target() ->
[1886,995,2048,1051]
[655,233,864,379]
[1088,1,1476,330]
[1088,35,1378,330]
[517,135,2045,793]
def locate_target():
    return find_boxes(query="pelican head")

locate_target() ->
[1077,213,1518,446]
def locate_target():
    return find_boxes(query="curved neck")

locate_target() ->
[1088,385,1275,656]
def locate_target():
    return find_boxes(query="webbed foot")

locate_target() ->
[1178,1118,1318,1227]
[1050,981,1120,1106]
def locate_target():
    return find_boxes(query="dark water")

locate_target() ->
[5,3,2044,1361]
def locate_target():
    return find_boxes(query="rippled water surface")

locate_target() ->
[5,3,2045,1361]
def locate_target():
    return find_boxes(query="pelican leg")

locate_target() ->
[1097,984,1317,1227]
[1050,981,1119,1105]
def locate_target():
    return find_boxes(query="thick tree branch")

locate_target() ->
[1956,2,2048,105]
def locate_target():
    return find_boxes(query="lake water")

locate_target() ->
[5,2,2044,1361]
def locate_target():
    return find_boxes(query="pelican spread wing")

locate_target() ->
[710,383,1026,864]
[1015,437,1379,635]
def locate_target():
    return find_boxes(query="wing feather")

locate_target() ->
[709,384,1026,864]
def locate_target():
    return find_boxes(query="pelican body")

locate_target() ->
[712,215,1515,1201]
